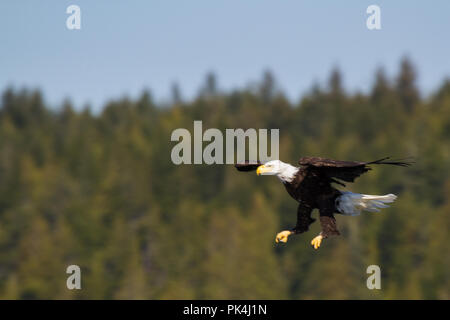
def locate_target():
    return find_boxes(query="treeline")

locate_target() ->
[0,58,448,299]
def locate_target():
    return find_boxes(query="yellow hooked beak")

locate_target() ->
[256,165,272,175]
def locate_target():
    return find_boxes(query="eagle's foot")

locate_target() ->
[275,230,293,243]
[311,234,323,249]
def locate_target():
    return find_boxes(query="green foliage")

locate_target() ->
[0,59,448,299]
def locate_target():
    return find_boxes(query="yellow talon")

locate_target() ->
[311,234,323,249]
[275,230,292,243]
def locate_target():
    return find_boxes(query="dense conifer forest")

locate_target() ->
[0,58,448,299]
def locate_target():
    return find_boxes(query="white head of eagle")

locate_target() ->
[256,160,299,183]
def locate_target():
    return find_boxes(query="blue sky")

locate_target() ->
[1,1,449,111]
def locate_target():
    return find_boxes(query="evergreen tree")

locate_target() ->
[396,57,420,112]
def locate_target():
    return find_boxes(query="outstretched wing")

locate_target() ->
[298,156,412,184]
[234,161,262,172]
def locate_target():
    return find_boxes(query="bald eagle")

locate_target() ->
[235,157,412,249]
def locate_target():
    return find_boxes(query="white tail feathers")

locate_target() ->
[336,191,397,216]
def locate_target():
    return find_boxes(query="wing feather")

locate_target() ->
[234,161,262,172]
[298,156,412,183]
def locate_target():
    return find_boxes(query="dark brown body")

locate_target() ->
[284,167,342,238]
[284,167,342,209]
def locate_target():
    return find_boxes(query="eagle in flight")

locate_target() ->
[235,157,412,249]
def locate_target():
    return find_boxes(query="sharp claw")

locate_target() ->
[275,230,292,244]
[311,235,323,249]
